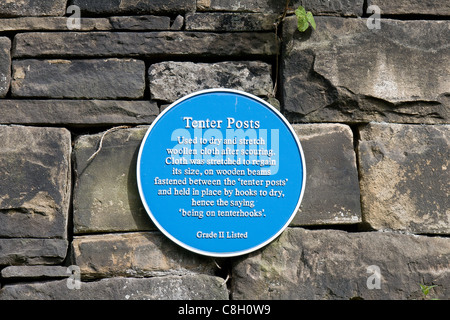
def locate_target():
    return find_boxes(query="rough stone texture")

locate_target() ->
[12,59,145,99]
[73,127,153,234]
[12,32,278,58]
[0,239,68,266]
[0,100,159,126]
[367,0,450,16]
[0,0,66,17]
[0,126,71,239]
[291,124,361,225]
[0,16,182,32]
[0,17,111,31]
[197,0,284,13]
[282,16,450,124]
[109,15,171,30]
[197,0,363,16]
[149,61,273,103]
[70,0,196,15]
[232,228,450,300]
[185,13,277,31]
[296,0,364,16]
[358,123,449,234]
[0,37,10,97]
[0,275,229,300]
[1,266,68,280]
[71,232,218,279]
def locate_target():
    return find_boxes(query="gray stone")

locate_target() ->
[0,100,159,126]
[12,32,278,58]
[149,61,273,103]
[0,126,71,239]
[197,0,363,16]
[296,0,364,16]
[0,0,66,17]
[0,275,229,300]
[11,58,145,99]
[71,232,218,279]
[291,124,361,225]
[0,37,10,97]
[0,16,181,32]
[358,123,449,234]
[196,0,284,13]
[185,13,277,31]
[73,127,153,234]
[109,15,171,30]
[0,17,112,32]
[282,16,450,124]
[1,266,68,280]
[0,239,68,266]
[367,0,450,16]
[170,15,184,30]
[70,0,196,15]
[232,228,450,300]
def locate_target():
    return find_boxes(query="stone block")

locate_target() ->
[73,127,153,234]
[367,0,450,16]
[1,266,68,280]
[296,0,364,16]
[232,228,450,299]
[196,0,284,13]
[11,58,145,99]
[358,123,449,234]
[109,15,171,30]
[149,61,273,103]
[291,124,361,225]
[69,0,196,15]
[185,13,277,31]
[197,0,363,15]
[0,275,229,300]
[0,17,112,32]
[12,32,278,58]
[282,16,449,124]
[0,0,66,17]
[0,37,10,97]
[0,100,159,126]
[71,232,218,279]
[0,239,68,266]
[0,126,71,239]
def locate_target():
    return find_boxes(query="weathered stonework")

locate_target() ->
[0,238,68,266]
[232,228,450,300]
[0,0,67,17]
[0,126,71,239]
[282,16,450,124]
[71,232,218,279]
[291,124,361,225]
[12,59,146,99]
[0,275,229,300]
[185,12,277,31]
[149,61,273,103]
[0,100,159,126]
[13,32,278,58]
[73,127,153,234]
[367,0,450,16]
[70,0,196,15]
[358,123,449,234]
[0,37,10,97]
[0,0,448,302]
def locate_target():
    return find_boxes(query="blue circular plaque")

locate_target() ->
[137,89,305,257]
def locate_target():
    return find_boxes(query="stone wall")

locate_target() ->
[0,0,448,300]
